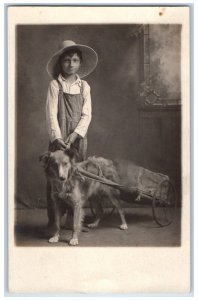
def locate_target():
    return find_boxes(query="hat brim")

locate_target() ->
[46,44,98,78]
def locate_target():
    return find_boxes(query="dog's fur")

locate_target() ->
[40,149,128,246]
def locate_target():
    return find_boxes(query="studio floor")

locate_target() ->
[14,207,181,247]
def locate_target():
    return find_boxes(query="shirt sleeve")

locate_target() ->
[74,80,92,138]
[46,80,62,142]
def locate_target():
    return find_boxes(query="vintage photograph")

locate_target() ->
[15,23,181,247]
[8,6,190,294]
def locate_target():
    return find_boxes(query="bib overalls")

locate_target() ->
[47,79,88,226]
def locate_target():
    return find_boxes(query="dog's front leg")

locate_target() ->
[48,200,61,243]
[69,203,82,246]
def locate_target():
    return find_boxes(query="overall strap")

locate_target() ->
[56,79,63,92]
[80,80,85,105]
[80,80,84,95]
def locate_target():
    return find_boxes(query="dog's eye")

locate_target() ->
[63,162,68,166]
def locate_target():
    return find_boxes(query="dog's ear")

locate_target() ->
[39,151,53,168]
[64,148,79,162]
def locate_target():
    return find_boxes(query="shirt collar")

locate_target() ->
[58,73,82,86]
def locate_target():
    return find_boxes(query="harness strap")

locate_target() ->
[75,166,154,196]
[75,166,131,192]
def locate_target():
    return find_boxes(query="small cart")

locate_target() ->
[77,164,177,227]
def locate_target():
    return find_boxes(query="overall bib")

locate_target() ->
[48,79,87,160]
[47,79,88,225]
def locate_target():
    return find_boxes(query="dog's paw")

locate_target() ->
[48,234,60,243]
[87,222,98,228]
[81,226,89,232]
[120,224,128,230]
[87,220,100,228]
[69,238,79,246]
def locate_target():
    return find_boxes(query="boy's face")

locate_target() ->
[61,53,81,76]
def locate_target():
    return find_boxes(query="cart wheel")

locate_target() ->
[89,200,115,219]
[152,180,177,227]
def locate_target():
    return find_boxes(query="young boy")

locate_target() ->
[46,40,98,227]
[46,40,98,159]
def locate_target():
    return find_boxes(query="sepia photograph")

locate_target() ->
[8,5,190,294]
[15,23,181,247]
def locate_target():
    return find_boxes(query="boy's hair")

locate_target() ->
[59,48,83,63]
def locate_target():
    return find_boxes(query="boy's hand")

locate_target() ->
[65,132,79,147]
[53,138,67,150]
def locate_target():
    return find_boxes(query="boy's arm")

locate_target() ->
[46,81,64,144]
[73,81,92,138]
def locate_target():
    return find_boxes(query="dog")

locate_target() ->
[40,149,128,246]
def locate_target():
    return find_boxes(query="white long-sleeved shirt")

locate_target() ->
[46,74,92,142]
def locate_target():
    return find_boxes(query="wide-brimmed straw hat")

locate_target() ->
[46,40,98,78]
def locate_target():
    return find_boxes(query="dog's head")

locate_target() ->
[39,149,77,181]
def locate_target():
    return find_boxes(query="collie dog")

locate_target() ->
[40,149,127,246]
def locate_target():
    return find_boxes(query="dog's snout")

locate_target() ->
[59,176,66,181]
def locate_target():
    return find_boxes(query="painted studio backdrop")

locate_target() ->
[15,24,181,209]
